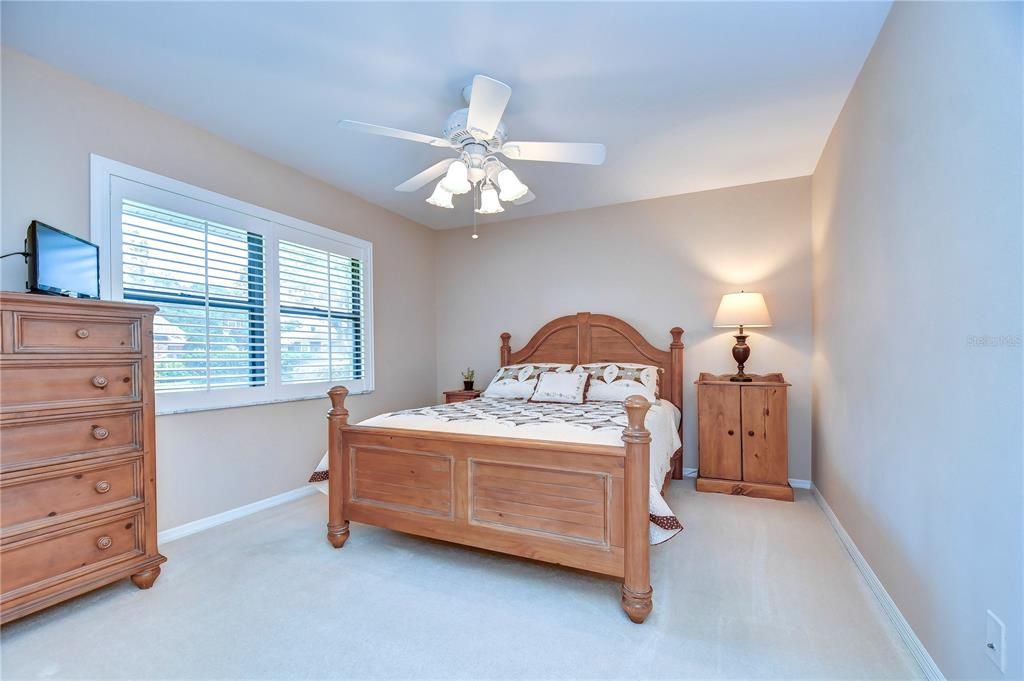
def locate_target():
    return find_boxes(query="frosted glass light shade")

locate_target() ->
[497,168,528,202]
[425,181,454,208]
[476,184,504,214]
[713,292,772,328]
[441,160,471,195]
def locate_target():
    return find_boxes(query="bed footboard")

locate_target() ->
[325,386,654,622]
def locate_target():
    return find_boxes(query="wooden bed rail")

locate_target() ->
[324,383,657,623]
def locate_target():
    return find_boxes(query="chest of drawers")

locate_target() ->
[0,293,165,623]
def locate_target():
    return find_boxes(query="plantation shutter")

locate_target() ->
[120,199,267,393]
[278,239,364,384]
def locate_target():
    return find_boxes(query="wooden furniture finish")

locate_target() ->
[695,372,793,501]
[443,389,481,404]
[0,293,165,624]
[327,313,684,622]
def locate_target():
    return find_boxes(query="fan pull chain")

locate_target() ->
[472,185,479,239]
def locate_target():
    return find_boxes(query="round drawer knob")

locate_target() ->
[95,480,111,494]
[92,375,109,388]
[92,426,110,440]
[76,328,91,339]
[96,536,113,550]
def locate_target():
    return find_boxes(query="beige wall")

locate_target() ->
[0,48,438,530]
[811,3,1023,679]
[436,177,813,479]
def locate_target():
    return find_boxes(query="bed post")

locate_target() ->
[500,332,511,366]
[327,386,350,549]
[670,326,685,479]
[621,395,653,623]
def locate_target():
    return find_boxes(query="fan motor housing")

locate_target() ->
[442,108,507,151]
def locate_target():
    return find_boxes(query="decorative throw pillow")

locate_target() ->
[573,363,659,403]
[529,371,590,404]
[481,363,572,400]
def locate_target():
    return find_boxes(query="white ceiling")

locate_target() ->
[2,2,890,230]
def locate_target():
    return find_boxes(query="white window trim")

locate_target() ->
[90,154,375,415]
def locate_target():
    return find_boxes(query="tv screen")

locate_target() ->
[28,221,100,299]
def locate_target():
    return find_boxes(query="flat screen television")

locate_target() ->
[27,221,100,299]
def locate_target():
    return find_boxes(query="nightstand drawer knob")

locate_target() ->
[76,328,90,339]
[92,426,110,440]
[95,480,111,494]
[92,375,109,388]
[96,535,113,550]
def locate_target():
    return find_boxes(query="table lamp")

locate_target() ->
[713,291,772,382]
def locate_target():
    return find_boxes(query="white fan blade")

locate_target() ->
[394,159,454,192]
[465,75,512,141]
[513,190,536,205]
[338,120,451,147]
[501,141,606,165]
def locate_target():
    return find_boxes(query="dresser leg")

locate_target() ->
[130,567,161,589]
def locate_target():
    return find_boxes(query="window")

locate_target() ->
[278,240,364,385]
[91,156,373,414]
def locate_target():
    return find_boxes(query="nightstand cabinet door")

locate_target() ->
[740,385,789,485]
[697,383,742,480]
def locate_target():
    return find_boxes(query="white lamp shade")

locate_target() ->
[713,292,772,328]
[441,160,471,195]
[497,168,528,202]
[475,184,504,214]
[425,181,454,208]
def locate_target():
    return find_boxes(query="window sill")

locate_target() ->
[155,390,373,417]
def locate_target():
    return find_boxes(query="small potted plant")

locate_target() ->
[462,367,475,391]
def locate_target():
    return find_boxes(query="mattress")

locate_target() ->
[310,397,683,544]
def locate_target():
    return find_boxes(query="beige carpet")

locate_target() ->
[0,480,921,680]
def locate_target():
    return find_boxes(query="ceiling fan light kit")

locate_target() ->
[426,181,454,208]
[441,160,472,195]
[339,73,606,228]
[496,167,528,202]
[476,184,504,215]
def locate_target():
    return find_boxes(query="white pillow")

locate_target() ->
[481,363,572,400]
[529,371,590,404]
[573,363,659,403]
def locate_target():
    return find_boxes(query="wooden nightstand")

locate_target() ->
[695,372,793,501]
[443,389,481,404]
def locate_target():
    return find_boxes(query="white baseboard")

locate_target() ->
[681,467,811,490]
[812,486,945,681]
[158,486,318,545]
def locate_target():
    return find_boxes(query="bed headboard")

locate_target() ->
[499,312,685,413]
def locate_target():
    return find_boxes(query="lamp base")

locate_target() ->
[730,332,752,382]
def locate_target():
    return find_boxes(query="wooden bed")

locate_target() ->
[325,312,684,622]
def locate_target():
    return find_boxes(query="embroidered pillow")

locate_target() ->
[529,371,590,404]
[481,363,572,400]
[573,363,659,403]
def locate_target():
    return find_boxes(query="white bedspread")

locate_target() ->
[310,397,683,544]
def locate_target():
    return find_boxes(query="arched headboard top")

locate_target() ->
[500,312,685,412]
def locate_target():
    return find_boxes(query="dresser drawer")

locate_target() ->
[1,409,142,471]
[9,312,141,354]
[0,359,142,412]
[1,510,145,598]
[1,458,143,533]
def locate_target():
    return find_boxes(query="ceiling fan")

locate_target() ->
[338,75,606,216]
